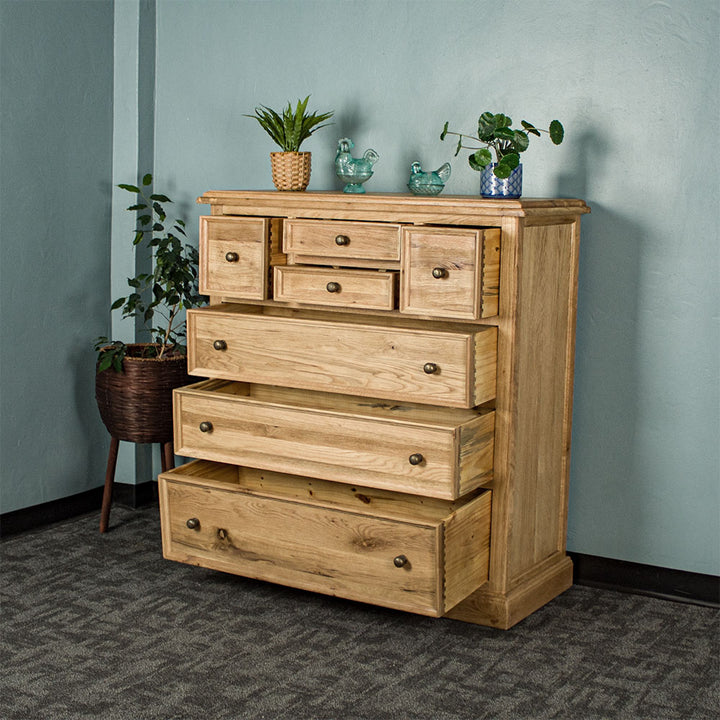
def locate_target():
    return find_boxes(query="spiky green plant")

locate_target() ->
[441,112,564,179]
[245,96,334,152]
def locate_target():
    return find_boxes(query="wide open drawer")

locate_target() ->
[174,380,495,500]
[186,305,497,408]
[159,460,492,617]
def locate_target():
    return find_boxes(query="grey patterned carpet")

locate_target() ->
[1,505,718,720]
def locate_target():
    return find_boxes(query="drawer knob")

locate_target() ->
[335,234,350,246]
[225,251,239,263]
[326,281,341,293]
[213,339,227,351]
[423,362,438,375]
[432,267,448,279]
[393,555,409,568]
[408,453,424,466]
[199,421,213,433]
[186,518,200,530]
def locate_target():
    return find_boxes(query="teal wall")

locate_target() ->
[1,0,717,578]
[0,0,114,513]
[152,0,719,576]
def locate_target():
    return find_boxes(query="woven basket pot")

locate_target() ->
[95,344,190,444]
[270,151,311,191]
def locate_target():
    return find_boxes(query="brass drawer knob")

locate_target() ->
[326,281,341,293]
[213,339,227,351]
[423,362,438,374]
[432,267,448,279]
[199,421,213,433]
[335,234,350,246]
[408,453,424,466]
[186,518,200,530]
[393,555,408,568]
[225,251,239,263]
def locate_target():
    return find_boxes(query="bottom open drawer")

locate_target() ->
[159,460,491,617]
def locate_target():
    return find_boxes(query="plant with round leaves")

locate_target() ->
[245,96,334,152]
[94,174,205,373]
[440,112,564,179]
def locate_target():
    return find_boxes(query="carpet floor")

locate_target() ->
[1,505,718,720]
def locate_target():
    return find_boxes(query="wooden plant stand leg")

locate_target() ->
[99,436,120,534]
[161,441,174,473]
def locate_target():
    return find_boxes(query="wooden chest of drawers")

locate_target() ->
[159,191,589,629]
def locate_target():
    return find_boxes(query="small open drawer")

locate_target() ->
[159,460,492,617]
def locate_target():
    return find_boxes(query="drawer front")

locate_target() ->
[187,307,497,408]
[199,216,269,299]
[400,227,501,319]
[159,461,492,616]
[273,266,397,310]
[174,381,495,499]
[284,219,401,263]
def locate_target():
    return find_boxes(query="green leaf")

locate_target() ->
[138,214,151,226]
[494,153,520,178]
[118,183,140,193]
[440,121,449,141]
[126,204,147,211]
[513,130,530,153]
[478,112,496,140]
[494,127,515,142]
[455,137,463,156]
[549,119,564,145]
[97,354,113,373]
[150,194,171,203]
[110,297,125,310]
[142,173,153,186]
[133,231,144,245]
[469,148,492,171]
[153,223,164,232]
[112,354,124,373]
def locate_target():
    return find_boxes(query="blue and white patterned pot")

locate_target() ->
[480,163,523,199]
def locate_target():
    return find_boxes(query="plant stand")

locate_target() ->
[99,436,175,533]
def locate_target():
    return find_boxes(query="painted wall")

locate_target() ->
[0,0,114,513]
[153,0,719,575]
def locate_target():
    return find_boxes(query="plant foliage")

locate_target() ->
[94,174,204,373]
[440,112,564,179]
[245,96,334,152]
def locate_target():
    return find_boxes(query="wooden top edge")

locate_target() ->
[196,190,590,217]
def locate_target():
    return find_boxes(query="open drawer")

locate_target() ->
[174,380,494,500]
[159,460,492,617]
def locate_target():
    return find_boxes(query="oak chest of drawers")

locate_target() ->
[159,191,589,629]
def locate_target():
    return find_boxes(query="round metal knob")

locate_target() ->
[213,339,227,351]
[423,362,438,375]
[393,555,408,568]
[326,281,341,293]
[225,251,239,263]
[432,267,448,279]
[199,421,213,433]
[186,518,200,530]
[335,234,350,246]
[408,453,424,466]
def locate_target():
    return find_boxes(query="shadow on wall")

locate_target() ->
[562,207,645,558]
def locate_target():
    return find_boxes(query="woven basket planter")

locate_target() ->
[270,151,311,191]
[95,344,190,444]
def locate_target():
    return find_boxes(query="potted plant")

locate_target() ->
[245,96,333,191]
[440,112,564,198]
[94,174,204,531]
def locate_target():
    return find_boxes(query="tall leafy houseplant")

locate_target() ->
[441,112,564,179]
[245,96,333,191]
[94,174,204,533]
[95,174,203,371]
